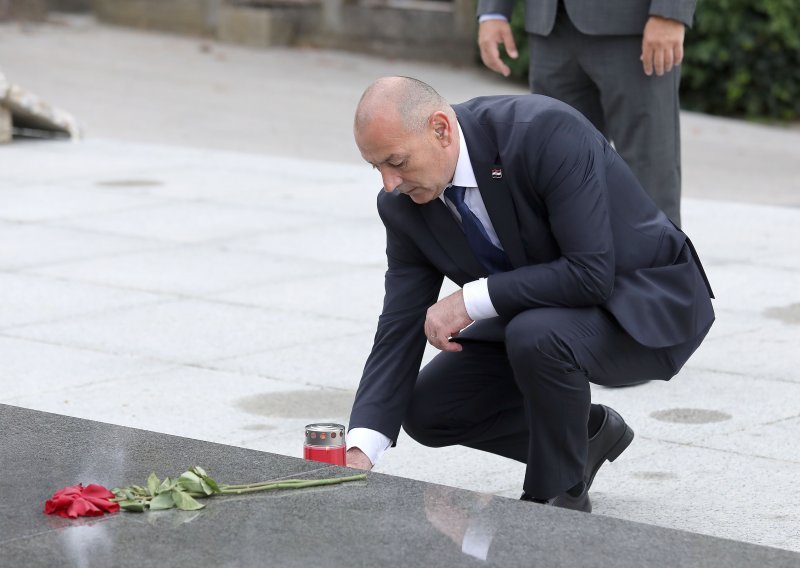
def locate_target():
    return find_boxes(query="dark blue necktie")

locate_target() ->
[444,185,511,274]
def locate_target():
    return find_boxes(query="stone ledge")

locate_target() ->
[4,404,800,567]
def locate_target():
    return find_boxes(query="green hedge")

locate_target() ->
[502,1,800,121]
[682,0,800,121]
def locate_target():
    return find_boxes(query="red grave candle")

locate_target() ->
[303,423,346,466]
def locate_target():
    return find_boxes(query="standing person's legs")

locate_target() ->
[528,12,606,134]
[578,33,683,226]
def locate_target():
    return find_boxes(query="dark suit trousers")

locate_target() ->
[528,10,683,226]
[402,306,707,499]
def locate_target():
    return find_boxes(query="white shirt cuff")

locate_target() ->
[478,14,509,23]
[347,428,392,466]
[463,279,499,321]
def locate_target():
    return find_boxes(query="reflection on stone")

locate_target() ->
[60,520,113,568]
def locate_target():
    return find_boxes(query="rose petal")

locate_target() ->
[82,484,115,500]
[45,484,120,518]
[83,496,120,513]
[44,493,78,514]
[50,484,83,499]
[67,498,104,518]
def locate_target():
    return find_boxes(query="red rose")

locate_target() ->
[44,484,120,518]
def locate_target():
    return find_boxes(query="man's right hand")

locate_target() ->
[478,20,519,77]
[346,447,373,471]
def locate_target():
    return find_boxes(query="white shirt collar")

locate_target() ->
[440,121,478,204]
[452,121,478,188]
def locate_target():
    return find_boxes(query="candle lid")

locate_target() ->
[304,423,346,448]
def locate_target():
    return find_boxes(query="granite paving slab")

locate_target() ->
[9,298,372,365]
[2,405,799,567]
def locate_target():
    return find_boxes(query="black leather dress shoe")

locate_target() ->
[520,489,592,513]
[585,405,634,491]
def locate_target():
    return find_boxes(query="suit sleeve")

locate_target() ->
[649,0,697,27]
[348,195,443,444]
[487,110,616,315]
[476,0,515,19]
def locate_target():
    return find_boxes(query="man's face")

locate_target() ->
[355,112,455,205]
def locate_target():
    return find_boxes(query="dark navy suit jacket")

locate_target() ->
[349,95,714,443]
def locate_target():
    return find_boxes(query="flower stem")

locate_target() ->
[220,474,366,495]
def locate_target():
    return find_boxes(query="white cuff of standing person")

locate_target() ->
[347,428,392,466]
[478,14,509,23]
[463,278,499,321]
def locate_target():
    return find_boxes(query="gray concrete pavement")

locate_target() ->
[1,16,799,553]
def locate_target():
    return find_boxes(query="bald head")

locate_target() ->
[354,76,451,134]
[353,77,460,205]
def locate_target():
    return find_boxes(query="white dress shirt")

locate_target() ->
[348,121,504,465]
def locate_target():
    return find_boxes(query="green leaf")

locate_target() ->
[150,491,176,511]
[191,465,208,478]
[171,489,204,511]
[158,476,175,493]
[119,500,147,513]
[147,472,160,496]
[177,471,203,494]
[199,479,215,496]
[202,475,221,494]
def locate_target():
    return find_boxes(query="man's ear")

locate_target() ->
[429,111,454,146]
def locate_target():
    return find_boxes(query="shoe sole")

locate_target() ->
[586,423,634,491]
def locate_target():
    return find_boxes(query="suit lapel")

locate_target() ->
[455,105,527,269]
[421,198,487,279]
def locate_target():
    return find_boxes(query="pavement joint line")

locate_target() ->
[27,199,204,224]
[0,297,178,333]
[178,361,314,387]
[759,412,800,427]
[17,263,344,299]
[0,270,190,299]
[200,329,375,365]
[42,219,299,249]
[179,296,377,326]
[0,331,194,368]
[639,436,800,466]
[0,366,185,403]
[4,245,172,272]
[3,269,379,319]
[683,365,794,380]
[0,317,373,369]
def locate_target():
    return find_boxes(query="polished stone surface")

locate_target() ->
[2,405,799,568]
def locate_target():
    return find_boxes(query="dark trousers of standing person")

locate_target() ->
[402,306,708,499]
[529,8,683,226]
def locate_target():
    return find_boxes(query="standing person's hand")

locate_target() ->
[424,290,473,352]
[641,16,685,76]
[478,20,519,77]
[346,448,373,471]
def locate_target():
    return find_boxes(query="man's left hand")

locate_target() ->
[641,16,685,76]
[424,290,473,352]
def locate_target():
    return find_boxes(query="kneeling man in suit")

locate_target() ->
[345,76,714,512]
